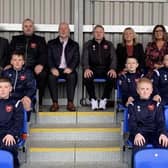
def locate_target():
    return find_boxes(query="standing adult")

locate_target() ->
[145,24,168,77]
[0,36,9,73]
[10,18,48,105]
[48,22,80,111]
[82,25,117,110]
[116,27,145,74]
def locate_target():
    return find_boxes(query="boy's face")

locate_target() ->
[137,82,153,99]
[126,58,139,73]
[163,54,168,67]
[0,82,12,99]
[11,55,25,70]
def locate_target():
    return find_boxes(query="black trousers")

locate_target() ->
[48,69,77,103]
[83,69,114,99]
[0,133,19,168]
[35,68,48,105]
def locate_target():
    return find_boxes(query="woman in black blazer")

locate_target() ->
[116,27,145,74]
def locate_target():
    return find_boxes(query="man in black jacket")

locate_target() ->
[0,37,9,73]
[82,25,117,110]
[48,22,80,111]
[10,18,47,105]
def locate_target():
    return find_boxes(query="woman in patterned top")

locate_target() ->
[145,25,168,78]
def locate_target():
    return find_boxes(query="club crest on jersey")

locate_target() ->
[30,43,37,48]
[148,104,155,111]
[92,45,96,51]
[127,78,131,83]
[164,74,167,81]
[137,105,141,112]
[103,44,108,49]
[135,78,139,83]
[5,105,13,112]
[20,75,26,80]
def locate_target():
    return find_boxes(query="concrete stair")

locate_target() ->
[21,110,128,168]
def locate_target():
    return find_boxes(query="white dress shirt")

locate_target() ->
[59,39,68,69]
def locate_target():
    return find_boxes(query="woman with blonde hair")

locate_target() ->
[116,27,145,74]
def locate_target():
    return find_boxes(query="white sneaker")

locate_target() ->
[91,98,98,110]
[99,98,107,110]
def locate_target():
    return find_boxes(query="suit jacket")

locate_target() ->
[116,43,145,73]
[48,37,80,71]
[0,37,9,69]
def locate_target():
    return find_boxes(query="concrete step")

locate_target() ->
[37,111,116,125]
[29,126,121,141]
[30,140,120,148]
[29,146,121,162]
[21,161,128,168]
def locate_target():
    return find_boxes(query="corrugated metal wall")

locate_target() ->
[83,0,168,47]
[0,0,74,41]
[0,0,168,45]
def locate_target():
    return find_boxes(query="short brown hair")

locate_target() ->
[0,77,12,85]
[93,25,104,32]
[11,51,25,60]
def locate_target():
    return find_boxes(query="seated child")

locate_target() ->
[152,54,168,105]
[128,77,168,162]
[118,57,144,106]
[0,77,23,168]
[2,51,36,121]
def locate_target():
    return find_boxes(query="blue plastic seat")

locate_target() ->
[17,109,27,148]
[0,150,13,168]
[116,79,126,112]
[58,77,66,83]
[164,105,168,131]
[134,148,168,168]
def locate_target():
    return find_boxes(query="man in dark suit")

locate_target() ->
[48,22,80,111]
[10,18,48,105]
[0,37,9,73]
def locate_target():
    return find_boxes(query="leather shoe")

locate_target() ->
[50,102,59,112]
[67,101,76,111]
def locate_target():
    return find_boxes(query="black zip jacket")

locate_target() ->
[152,67,168,103]
[10,34,47,69]
[82,38,117,71]
[118,72,144,104]
[0,98,23,137]
[128,99,167,137]
[2,66,36,100]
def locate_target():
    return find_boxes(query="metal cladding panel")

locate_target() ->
[0,0,73,24]
[84,0,168,25]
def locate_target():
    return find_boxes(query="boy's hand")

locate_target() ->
[134,133,146,146]
[153,94,161,102]
[126,96,134,106]
[21,96,31,111]
[159,134,168,147]
[84,69,93,78]
[2,134,16,146]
